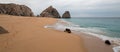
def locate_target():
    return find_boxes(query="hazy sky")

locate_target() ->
[0,0,120,17]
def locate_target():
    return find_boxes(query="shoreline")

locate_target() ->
[0,15,86,52]
[48,18,114,52]
[44,17,114,52]
[0,15,114,52]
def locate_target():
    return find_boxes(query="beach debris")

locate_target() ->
[105,40,111,45]
[0,3,34,16]
[64,28,71,33]
[40,6,61,18]
[62,11,71,18]
[0,26,9,34]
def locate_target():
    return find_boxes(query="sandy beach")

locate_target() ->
[0,15,86,52]
[0,0,119,52]
[0,15,114,52]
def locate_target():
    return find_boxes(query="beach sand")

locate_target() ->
[74,32,113,52]
[0,15,86,52]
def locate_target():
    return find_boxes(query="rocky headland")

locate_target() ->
[0,3,34,16]
[0,3,71,18]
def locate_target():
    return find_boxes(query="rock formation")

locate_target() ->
[0,26,9,34]
[62,11,71,18]
[64,28,71,33]
[0,3,34,16]
[105,40,111,45]
[40,6,61,18]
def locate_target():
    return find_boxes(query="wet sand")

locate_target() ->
[0,15,86,52]
[74,32,113,52]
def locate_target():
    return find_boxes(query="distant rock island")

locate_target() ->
[62,11,71,18]
[40,6,61,18]
[0,3,34,16]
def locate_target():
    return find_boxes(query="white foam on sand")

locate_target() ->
[44,19,120,52]
[113,46,120,52]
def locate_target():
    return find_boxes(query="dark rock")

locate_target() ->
[0,26,9,34]
[105,40,111,45]
[62,11,71,18]
[37,15,40,17]
[0,3,34,16]
[40,6,61,18]
[64,28,71,33]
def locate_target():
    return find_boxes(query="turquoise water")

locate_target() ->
[64,17,120,38]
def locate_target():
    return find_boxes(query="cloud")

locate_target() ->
[0,0,120,17]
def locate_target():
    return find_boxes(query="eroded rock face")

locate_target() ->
[40,6,61,18]
[62,11,71,18]
[0,3,34,16]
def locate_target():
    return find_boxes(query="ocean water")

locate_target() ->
[64,17,120,38]
[63,17,120,52]
[44,17,120,52]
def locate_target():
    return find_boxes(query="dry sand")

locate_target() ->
[0,15,86,52]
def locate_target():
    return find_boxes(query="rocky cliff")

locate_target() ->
[0,3,34,16]
[40,6,61,18]
[62,11,71,18]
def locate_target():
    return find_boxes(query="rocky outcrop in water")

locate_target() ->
[62,11,71,18]
[40,6,61,18]
[0,3,34,16]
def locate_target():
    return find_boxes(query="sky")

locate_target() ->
[0,0,120,17]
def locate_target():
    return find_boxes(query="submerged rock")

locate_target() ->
[62,11,71,18]
[0,3,34,16]
[40,6,61,18]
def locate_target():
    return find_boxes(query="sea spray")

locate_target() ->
[44,19,120,52]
